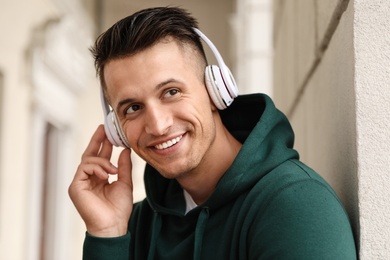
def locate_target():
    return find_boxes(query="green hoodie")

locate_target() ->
[83,94,357,259]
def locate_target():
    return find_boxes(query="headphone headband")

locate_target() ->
[193,28,238,108]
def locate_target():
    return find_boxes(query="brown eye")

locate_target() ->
[164,89,179,98]
[125,104,141,114]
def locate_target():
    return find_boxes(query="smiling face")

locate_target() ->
[104,38,218,180]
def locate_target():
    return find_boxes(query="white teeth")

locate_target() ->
[155,136,182,150]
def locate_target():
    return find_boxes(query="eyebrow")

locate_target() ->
[115,78,183,113]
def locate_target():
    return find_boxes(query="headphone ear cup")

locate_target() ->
[104,111,130,148]
[193,27,238,107]
[100,87,130,148]
[104,112,124,147]
[205,65,227,110]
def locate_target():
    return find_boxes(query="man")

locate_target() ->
[69,6,357,260]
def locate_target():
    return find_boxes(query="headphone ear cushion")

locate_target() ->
[205,65,227,110]
[104,112,130,148]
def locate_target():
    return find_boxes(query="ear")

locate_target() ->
[209,97,218,112]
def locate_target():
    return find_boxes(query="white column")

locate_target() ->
[232,0,273,96]
[354,0,390,258]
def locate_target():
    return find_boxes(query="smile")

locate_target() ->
[155,135,183,150]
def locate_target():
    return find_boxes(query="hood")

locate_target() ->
[144,93,299,215]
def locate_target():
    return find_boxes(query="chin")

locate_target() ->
[155,163,194,180]
[157,169,188,180]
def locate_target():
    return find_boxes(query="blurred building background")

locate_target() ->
[0,0,389,259]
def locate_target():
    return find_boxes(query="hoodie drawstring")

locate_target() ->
[147,211,162,260]
[194,207,210,260]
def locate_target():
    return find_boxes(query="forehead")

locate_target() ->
[104,38,204,83]
[104,39,194,78]
[103,39,204,102]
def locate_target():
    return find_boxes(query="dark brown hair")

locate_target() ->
[90,6,207,93]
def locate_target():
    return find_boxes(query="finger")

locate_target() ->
[82,156,118,174]
[82,125,106,159]
[117,149,132,186]
[98,135,114,160]
[76,163,109,181]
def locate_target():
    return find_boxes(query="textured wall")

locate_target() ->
[273,0,390,258]
[354,0,390,258]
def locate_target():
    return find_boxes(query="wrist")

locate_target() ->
[87,225,128,238]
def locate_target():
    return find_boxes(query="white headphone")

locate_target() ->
[101,28,239,148]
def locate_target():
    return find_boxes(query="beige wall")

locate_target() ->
[0,2,58,259]
[274,0,357,218]
[273,0,390,258]
[0,0,96,259]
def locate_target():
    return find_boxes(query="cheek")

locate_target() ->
[122,121,143,147]
[180,104,216,139]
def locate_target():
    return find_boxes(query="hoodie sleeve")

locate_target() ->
[83,232,130,260]
[248,175,357,259]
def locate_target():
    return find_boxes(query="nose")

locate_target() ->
[144,104,173,136]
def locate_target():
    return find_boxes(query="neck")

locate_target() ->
[177,114,242,205]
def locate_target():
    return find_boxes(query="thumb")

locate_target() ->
[117,148,132,186]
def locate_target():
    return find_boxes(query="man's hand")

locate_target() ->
[68,125,133,237]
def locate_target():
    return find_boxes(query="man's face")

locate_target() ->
[104,39,217,179]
